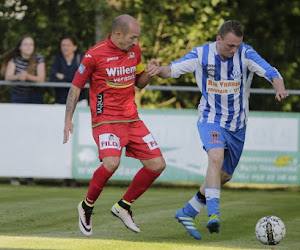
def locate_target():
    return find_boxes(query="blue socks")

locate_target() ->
[205,187,221,217]
[182,187,221,218]
[183,194,206,218]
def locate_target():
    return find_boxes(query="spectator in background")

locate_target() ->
[50,35,87,106]
[1,35,46,186]
[2,35,46,104]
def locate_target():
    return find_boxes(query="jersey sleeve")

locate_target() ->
[135,45,144,76]
[136,62,144,75]
[170,47,199,78]
[245,45,282,83]
[72,51,96,88]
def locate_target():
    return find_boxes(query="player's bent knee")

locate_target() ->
[221,171,232,185]
[151,159,166,173]
[156,158,166,172]
[102,156,120,172]
[141,157,166,173]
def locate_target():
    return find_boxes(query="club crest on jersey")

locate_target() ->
[78,63,86,74]
[230,67,242,80]
[99,133,121,150]
[127,52,135,59]
[206,64,216,77]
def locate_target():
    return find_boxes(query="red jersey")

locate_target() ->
[72,35,144,127]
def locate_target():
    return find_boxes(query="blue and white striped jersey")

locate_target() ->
[170,42,282,131]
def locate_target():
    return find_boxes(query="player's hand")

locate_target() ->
[275,90,289,101]
[146,60,160,77]
[63,119,74,144]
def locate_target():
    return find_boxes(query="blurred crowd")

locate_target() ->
[1,34,88,105]
[0,34,86,186]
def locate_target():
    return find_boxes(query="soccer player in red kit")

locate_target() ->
[63,14,166,236]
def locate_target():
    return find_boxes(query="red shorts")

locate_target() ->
[92,120,162,161]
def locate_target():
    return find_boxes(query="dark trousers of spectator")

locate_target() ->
[12,87,43,104]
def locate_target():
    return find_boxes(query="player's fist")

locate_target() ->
[146,60,160,77]
[275,90,288,101]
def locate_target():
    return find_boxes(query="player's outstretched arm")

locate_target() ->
[63,85,81,144]
[158,66,171,79]
[136,59,160,89]
[272,78,289,101]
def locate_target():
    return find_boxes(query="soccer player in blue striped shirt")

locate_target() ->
[158,20,288,240]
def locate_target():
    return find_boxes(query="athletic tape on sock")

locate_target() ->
[189,195,206,212]
[205,187,221,200]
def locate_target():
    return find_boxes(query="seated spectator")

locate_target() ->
[2,35,46,104]
[50,34,87,105]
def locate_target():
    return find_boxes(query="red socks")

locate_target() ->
[123,167,161,203]
[85,165,113,205]
[85,165,161,205]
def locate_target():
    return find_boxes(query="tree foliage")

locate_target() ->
[0,0,299,111]
[98,0,230,109]
[0,0,99,102]
[228,0,300,112]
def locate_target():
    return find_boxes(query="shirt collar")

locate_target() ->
[105,35,118,49]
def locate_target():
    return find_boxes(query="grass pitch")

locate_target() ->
[0,183,299,249]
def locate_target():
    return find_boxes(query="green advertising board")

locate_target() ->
[232,112,300,185]
[72,108,300,186]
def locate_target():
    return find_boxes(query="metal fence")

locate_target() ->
[1,80,300,95]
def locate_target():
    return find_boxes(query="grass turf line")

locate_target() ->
[0,184,299,249]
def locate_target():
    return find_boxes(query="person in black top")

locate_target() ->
[50,34,87,105]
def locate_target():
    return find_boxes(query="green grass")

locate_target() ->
[0,183,299,249]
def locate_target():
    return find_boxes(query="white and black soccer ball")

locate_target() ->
[255,215,286,245]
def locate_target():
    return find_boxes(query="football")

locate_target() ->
[255,215,286,245]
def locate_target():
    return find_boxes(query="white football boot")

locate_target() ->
[111,203,140,233]
[78,201,93,236]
